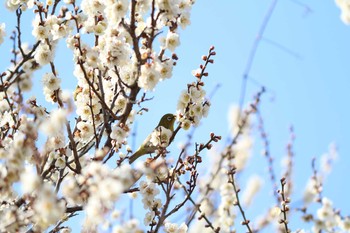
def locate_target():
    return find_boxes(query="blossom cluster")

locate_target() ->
[0,0,199,231]
[335,0,350,24]
[139,180,162,226]
[0,0,349,232]
[176,50,215,129]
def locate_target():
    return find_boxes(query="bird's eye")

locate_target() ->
[167,116,173,121]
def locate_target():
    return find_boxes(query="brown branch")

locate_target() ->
[256,109,279,203]
[311,158,323,203]
[228,166,253,233]
[278,177,291,233]
[66,121,82,174]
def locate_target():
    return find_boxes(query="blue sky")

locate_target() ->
[1,0,350,231]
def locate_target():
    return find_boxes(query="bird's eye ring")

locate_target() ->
[167,116,173,121]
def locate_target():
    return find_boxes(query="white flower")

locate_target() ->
[76,121,94,142]
[180,118,191,130]
[234,136,253,171]
[242,175,263,206]
[110,124,127,143]
[144,211,155,226]
[138,64,160,91]
[156,0,180,18]
[156,59,173,80]
[93,21,107,36]
[84,196,105,228]
[189,104,202,117]
[0,23,6,45]
[52,23,70,40]
[149,126,172,147]
[165,31,180,52]
[189,85,205,103]
[62,175,83,205]
[33,184,66,229]
[40,109,67,136]
[32,25,49,40]
[340,217,350,231]
[140,182,160,199]
[60,228,72,233]
[178,11,191,29]
[179,90,191,104]
[66,35,76,49]
[303,178,319,204]
[34,43,53,65]
[336,0,350,24]
[76,104,92,121]
[21,167,41,194]
[317,198,334,221]
[191,68,201,78]
[165,222,178,233]
[118,65,137,86]
[114,96,127,112]
[105,0,129,24]
[42,72,61,91]
[164,222,188,233]
[0,111,15,127]
[46,14,59,27]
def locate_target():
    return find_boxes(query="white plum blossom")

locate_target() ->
[150,126,173,148]
[138,63,161,91]
[118,65,138,86]
[104,0,129,24]
[112,219,143,233]
[20,167,41,194]
[62,175,83,205]
[33,184,66,230]
[40,108,67,136]
[144,210,155,226]
[242,175,263,207]
[156,0,180,19]
[165,31,180,52]
[34,43,54,65]
[110,124,128,143]
[164,222,188,233]
[99,36,131,68]
[81,162,134,229]
[0,23,6,45]
[177,83,210,129]
[42,72,61,91]
[156,59,174,80]
[60,228,72,233]
[217,182,237,231]
[140,181,160,201]
[178,11,191,29]
[32,25,50,41]
[76,121,94,142]
[180,118,191,130]
[51,23,71,40]
[233,135,253,171]
[335,0,350,24]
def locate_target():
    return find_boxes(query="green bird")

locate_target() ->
[129,113,176,164]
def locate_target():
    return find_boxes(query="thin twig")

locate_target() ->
[239,0,278,116]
